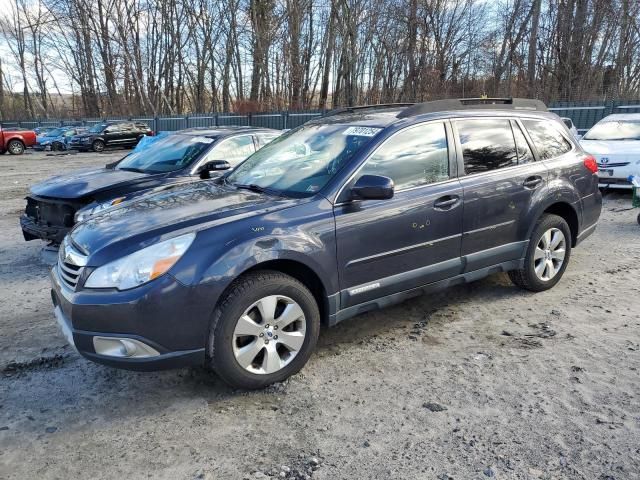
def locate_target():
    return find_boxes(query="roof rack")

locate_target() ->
[323,103,415,117]
[397,98,547,118]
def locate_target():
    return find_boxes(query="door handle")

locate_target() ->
[523,176,543,189]
[433,195,460,210]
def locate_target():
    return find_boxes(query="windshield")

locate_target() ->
[44,128,65,137]
[226,124,381,196]
[583,120,640,141]
[89,124,107,133]
[116,134,215,173]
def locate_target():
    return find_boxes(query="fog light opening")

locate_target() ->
[92,337,160,358]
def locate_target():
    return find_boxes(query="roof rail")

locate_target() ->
[397,98,547,118]
[323,103,415,117]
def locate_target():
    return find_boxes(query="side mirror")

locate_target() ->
[351,174,394,201]
[201,160,231,172]
[199,160,231,178]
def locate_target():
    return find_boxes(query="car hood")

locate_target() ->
[30,167,162,199]
[70,181,297,260]
[581,139,640,158]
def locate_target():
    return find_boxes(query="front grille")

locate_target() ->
[57,238,87,290]
[58,261,82,289]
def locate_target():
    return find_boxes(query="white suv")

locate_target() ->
[580,113,640,189]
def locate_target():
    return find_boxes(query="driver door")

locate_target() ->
[334,121,463,308]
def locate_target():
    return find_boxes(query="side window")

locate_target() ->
[210,135,256,166]
[456,119,518,174]
[358,122,449,190]
[106,124,121,133]
[256,133,280,148]
[522,119,573,160]
[512,122,534,164]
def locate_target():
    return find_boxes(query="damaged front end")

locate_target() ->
[21,195,84,244]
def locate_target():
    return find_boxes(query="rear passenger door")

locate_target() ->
[454,118,548,272]
[334,121,464,308]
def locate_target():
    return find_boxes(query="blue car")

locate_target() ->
[34,127,87,151]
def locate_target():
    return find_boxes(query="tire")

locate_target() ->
[208,270,320,389]
[7,139,25,155]
[508,214,572,292]
[52,142,64,152]
[637,212,640,226]
[92,139,105,152]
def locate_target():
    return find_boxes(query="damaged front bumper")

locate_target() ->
[20,214,69,244]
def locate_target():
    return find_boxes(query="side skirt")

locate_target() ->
[328,258,524,326]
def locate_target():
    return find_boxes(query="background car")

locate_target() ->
[0,126,36,154]
[68,121,153,152]
[21,126,281,244]
[34,127,87,151]
[34,126,58,136]
[580,113,640,189]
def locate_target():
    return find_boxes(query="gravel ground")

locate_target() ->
[1,150,639,480]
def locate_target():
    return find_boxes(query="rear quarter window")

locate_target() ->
[522,119,573,160]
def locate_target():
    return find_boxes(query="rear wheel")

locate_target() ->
[208,271,320,389]
[92,139,105,152]
[7,139,25,155]
[509,214,572,292]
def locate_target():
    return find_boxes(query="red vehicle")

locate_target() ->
[0,126,37,155]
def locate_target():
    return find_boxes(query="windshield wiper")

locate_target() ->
[118,167,147,173]
[234,183,282,196]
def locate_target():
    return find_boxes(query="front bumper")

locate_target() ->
[50,265,207,371]
[597,165,636,189]
[20,214,69,243]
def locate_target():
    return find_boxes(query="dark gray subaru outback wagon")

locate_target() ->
[51,98,602,389]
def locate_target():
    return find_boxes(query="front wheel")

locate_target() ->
[208,271,320,389]
[509,214,572,292]
[7,139,25,155]
[92,139,105,152]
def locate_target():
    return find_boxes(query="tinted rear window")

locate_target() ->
[522,119,573,160]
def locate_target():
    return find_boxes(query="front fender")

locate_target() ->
[172,198,338,304]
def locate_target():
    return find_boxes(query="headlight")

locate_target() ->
[81,137,91,143]
[74,197,126,222]
[84,233,195,290]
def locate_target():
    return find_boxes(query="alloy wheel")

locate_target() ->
[534,227,566,281]
[232,295,306,375]
[8,141,24,154]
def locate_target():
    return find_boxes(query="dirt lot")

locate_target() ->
[0,150,639,480]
